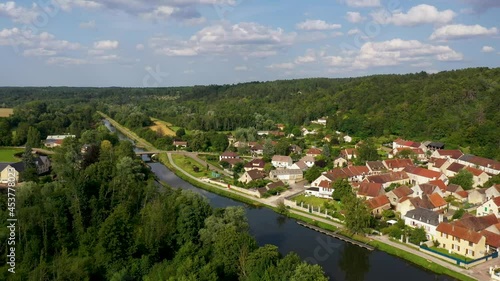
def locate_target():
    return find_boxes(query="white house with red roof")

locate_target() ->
[403,166,448,185]
[431,149,464,161]
[456,154,500,175]
[306,148,322,158]
[305,180,334,199]
[383,159,414,172]
[477,197,500,218]
[485,185,500,201]
[271,155,293,169]
[465,166,490,188]
[220,151,239,161]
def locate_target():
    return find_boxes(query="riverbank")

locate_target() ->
[100,114,478,281]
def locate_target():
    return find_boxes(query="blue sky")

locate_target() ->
[0,0,498,87]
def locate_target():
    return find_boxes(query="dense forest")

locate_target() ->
[0,67,498,159]
[0,128,328,280]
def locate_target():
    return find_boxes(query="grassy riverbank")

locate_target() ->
[102,114,477,281]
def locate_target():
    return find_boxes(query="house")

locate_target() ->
[44,135,76,148]
[435,223,487,259]
[220,151,239,162]
[426,193,448,211]
[445,183,464,197]
[453,191,469,202]
[300,155,315,168]
[290,161,308,172]
[428,180,447,193]
[269,169,303,184]
[412,183,445,199]
[477,197,500,218]
[456,154,500,175]
[366,195,391,216]
[340,148,358,160]
[34,156,51,174]
[427,157,452,173]
[383,159,414,171]
[244,159,266,171]
[386,186,413,207]
[276,124,285,131]
[364,171,410,189]
[289,144,302,154]
[404,208,445,240]
[258,181,286,196]
[403,166,448,185]
[392,138,421,151]
[366,161,386,175]
[333,157,347,168]
[330,166,370,182]
[431,149,464,161]
[301,128,317,136]
[469,189,487,204]
[305,180,333,199]
[306,148,322,158]
[394,147,427,161]
[444,162,466,177]
[173,140,188,148]
[465,166,490,188]
[343,135,352,143]
[311,117,328,126]
[357,182,385,199]
[426,142,445,152]
[0,162,24,184]
[250,144,264,155]
[485,185,500,201]
[271,155,293,169]
[238,169,266,184]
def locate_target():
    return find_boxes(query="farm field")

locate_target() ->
[0,108,14,117]
[149,118,176,136]
[0,147,23,162]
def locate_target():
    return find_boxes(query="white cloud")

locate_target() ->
[0,1,40,24]
[54,0,103,12]
[371,4,455,26]
[461,0,500,13]
[267,63,295,70]
[140,6,177,21]
[46,56,87,65]
[23,48,57,57]
[234,66,248,71]
[151,22,296,57]
[345,12,365,23]
[340,0,380,8]
[481,46,495,53]
[296,20,341,31]
[93,40,119,50]
[136,43,145,50]
[294,49,317,64]
[347,28,361,35]
[430,24,498,40]
[79,20,96,29]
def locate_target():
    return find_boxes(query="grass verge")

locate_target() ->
[0,147,23,162]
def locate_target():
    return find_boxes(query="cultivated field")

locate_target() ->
[149,118,176,136]
[0,148,23,162]
[0,108,14,117]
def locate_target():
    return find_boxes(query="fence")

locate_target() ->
[420,245,498,268]
[204,179,262,198]
[283,198,343,223]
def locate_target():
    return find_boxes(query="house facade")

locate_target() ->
[404,208,444,240]
[477,197,500,218]
[435,223,488,259]
[269,169,303,183]
[271,155,293,169]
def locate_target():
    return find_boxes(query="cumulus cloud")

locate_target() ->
[136,43,145,50]
[429,24,498,40]
[461,0,500,13]
[23,48,57,57]
[79,20,96,29]
[234,65,248,71]
[481,46,495,53]
[294,49,317,64]
[347,28,360,35]
[151,22,296,57]
[340,0,380,8]
[345,12,365,23]
[93,40,119,50]
[46,56,87,65]
[266,63,295,70]
[296,20,341,31]
[372,4,455,26]
[0,1,40,24]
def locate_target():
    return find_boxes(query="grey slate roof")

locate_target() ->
[405,207,443,226]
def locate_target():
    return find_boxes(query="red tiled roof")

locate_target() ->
[366,195,390,209]
[245,169,266,180]
[480,230,500,248]
[454,214,500,232]
[456,190,469,198]
[430,158,449,169]
[384,159,414,169]
[436,150,464,159]
[428,193,447,208]
[447,162,466,173]
[306,148,322,155]
[394,139,421,148]
[493,197,500,206]
[436,223,483,243]
[465,166,485,177]
[459,155,500,170]
[390,185,413,198]
[244,159,265,169]
[318,180,331,188]
[366,171,409,184]
[357,182,384,197]
[429,180,447,192]
[221,151,239,158]
[404,166,443,179]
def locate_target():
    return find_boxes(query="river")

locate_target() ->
[103,120,457,281]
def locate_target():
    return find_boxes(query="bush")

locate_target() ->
[382,225,403,239]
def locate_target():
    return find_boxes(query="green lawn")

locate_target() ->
[428,246,472,262]
[291,194,342,211]
[171,154,209,178]
[0,148,23,162]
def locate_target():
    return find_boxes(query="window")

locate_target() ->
[471,251,474,256]
[456,245,460,251]
[457,238,460,243]
[469,242,473,247]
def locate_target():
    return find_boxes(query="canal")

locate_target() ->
[104,120,457,281]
